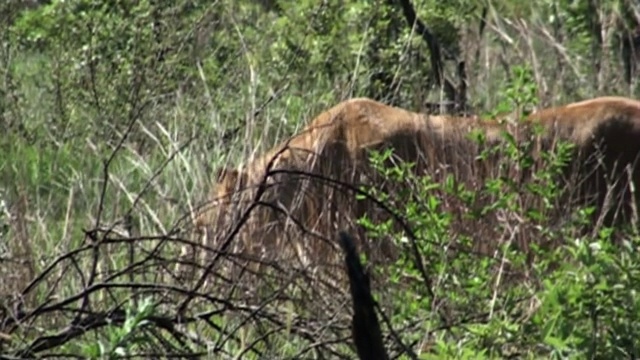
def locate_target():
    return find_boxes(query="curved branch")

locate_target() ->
[396,0,446,86]
[395,0,462,106]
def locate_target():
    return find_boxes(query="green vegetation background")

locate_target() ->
[1,0,640,358]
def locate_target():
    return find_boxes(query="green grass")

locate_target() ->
[3,1,640,357]
[0,49,362,358]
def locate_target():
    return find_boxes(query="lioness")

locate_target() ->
[187,96,640,279]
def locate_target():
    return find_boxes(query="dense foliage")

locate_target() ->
[1,0,640,358]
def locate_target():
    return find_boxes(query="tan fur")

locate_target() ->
[189,98,436,271]
[187,96,640,279]
[522,96,640,228]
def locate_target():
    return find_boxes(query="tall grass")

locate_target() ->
[2,0,640,357]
